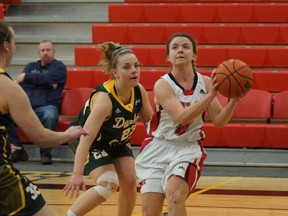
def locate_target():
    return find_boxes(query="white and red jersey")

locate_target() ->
[148,72,207,143]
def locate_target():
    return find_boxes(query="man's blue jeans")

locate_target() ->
[34,105,59,157]
[7,105,59,158]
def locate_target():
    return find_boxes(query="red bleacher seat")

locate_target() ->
[125,0,288,2]
[130,91,155,146]
[147,91,156,112]
[202,123,224,147]
[215,4,254,23]
[75,45,166,67]
[223,123,269,148]
[204,93,228,119]
[109,3,288,23]
[75,45,288,68]
[92,23,288,45]
[66,68,167,91]
[164,24,203,44]
[267,46,288,68]
[58,87,93,132]
[0,4,4,19]
[140,69,166,91]
[16,128,31,143]
[92,24,129,44]
[65,68,96,89]
[254,4,288,23]
[240,24,283,45]
[127,45,168,66]
[203,93,227,148]
[227,46,267,68]
[130,120,149,146]
[197,46,229,67]
[2,0,21,2]
[66,68,288,93]
[65,68,110,89]
[279,26,288,44]
[180,3,216,22]
[221,89,272,148]
[144,3,181,22]
[231,89,272,119]
[252,70,288,93]
[265,91,288,148]
[74,45,101,66]
[201,24,241,44]
[61,88,92,116]
[272,91,288,119]
[110,3,145,23]
[130,91,156,146]
[266,124,288,149]
[127,24,166,44]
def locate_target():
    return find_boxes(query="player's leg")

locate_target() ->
[68,164,119,216]
[33,204,54,216]
[114,156,137,216]
[3,173,49,216]
[136,139,168,216]
[67,147,120,216]
[165,175,189,216]
[164,141,206,216]
[142,192,165,216]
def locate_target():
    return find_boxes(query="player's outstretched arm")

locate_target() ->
[4,79,87,147]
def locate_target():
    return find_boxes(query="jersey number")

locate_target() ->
[121,125,136,141]
[26,183,41,200]
[93,150,108,159]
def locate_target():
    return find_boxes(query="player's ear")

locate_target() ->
[193,53,197,61]
[166,54,171,63]
[112,69,119,79]
[3,41,9,52]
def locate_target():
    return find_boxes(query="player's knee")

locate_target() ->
[166,189,186,207]
[94,171,119,200]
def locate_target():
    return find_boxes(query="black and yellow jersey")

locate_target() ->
[0,70,13,164]
[71,79,142,149]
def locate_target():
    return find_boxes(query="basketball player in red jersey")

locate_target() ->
[136,33,240,216]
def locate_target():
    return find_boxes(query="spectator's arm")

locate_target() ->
[24,62,67,86]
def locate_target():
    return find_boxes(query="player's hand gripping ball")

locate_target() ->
[215,59,253,99]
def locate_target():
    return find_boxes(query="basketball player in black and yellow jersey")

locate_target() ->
[63,42,153,216]
[0,21,87,215]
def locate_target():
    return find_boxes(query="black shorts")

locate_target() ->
[0,163,45,215]
[84,143,134,175]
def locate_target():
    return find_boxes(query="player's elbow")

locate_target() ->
[212,119,227,128]
[214,122,226,128]
[176,116,191,127]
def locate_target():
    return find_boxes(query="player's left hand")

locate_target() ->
[10,144,22,153]
[63,173,86,199]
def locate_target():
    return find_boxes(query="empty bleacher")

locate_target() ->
[75,45,288,68]
[92,23,288,45]
[109,3,288,23]
[65,68,288,93]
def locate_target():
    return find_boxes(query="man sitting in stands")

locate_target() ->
[8,39,67,165]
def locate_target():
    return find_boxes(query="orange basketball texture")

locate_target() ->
[215,59,253,98]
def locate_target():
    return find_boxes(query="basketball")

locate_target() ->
[215,59,253,98]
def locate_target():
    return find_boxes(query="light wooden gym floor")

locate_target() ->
[22,170,288,216]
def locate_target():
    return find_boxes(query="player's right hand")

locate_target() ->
[63,173,86,199]
[65,126,88,141]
